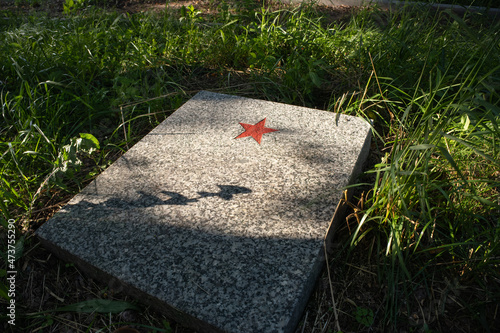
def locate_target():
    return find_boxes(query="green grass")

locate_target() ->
[1,1,499,332]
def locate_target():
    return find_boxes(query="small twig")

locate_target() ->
[29,168,59,216]
[414,293,427,327]
[40,275,46,312]
[32,253,51,263]
[323,241,341,333]
[118,90,190,109]
[312,297,322,329]
[51,314,84,331]
[193,281,210,295]
[44,286,65,302]
[368,51,394,121]
[344,262,377,276]
[27,270,34,307]
[57,262,60,285]
[31,325,45,333]
[30,201,70,214]
[368,236,375,266]
[300,310,308,333]
[321,313,333,333]
[120,106,129,150]
[345,297,357,307]
[358,70,373,113]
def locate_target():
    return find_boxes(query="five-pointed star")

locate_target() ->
[234,118,278,144]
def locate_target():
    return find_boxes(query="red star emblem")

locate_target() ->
[235,118,278,144]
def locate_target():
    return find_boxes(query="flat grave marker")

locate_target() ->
[37,91,371,333]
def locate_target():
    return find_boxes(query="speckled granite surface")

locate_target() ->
[37,91,371,333]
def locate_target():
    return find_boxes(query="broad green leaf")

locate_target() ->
[309,71,322,87]
[355,307,374,327]
[79,133,100,150]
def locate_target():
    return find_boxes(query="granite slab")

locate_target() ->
[36,91,371,333]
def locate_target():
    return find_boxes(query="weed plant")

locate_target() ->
[0,1,499,331]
